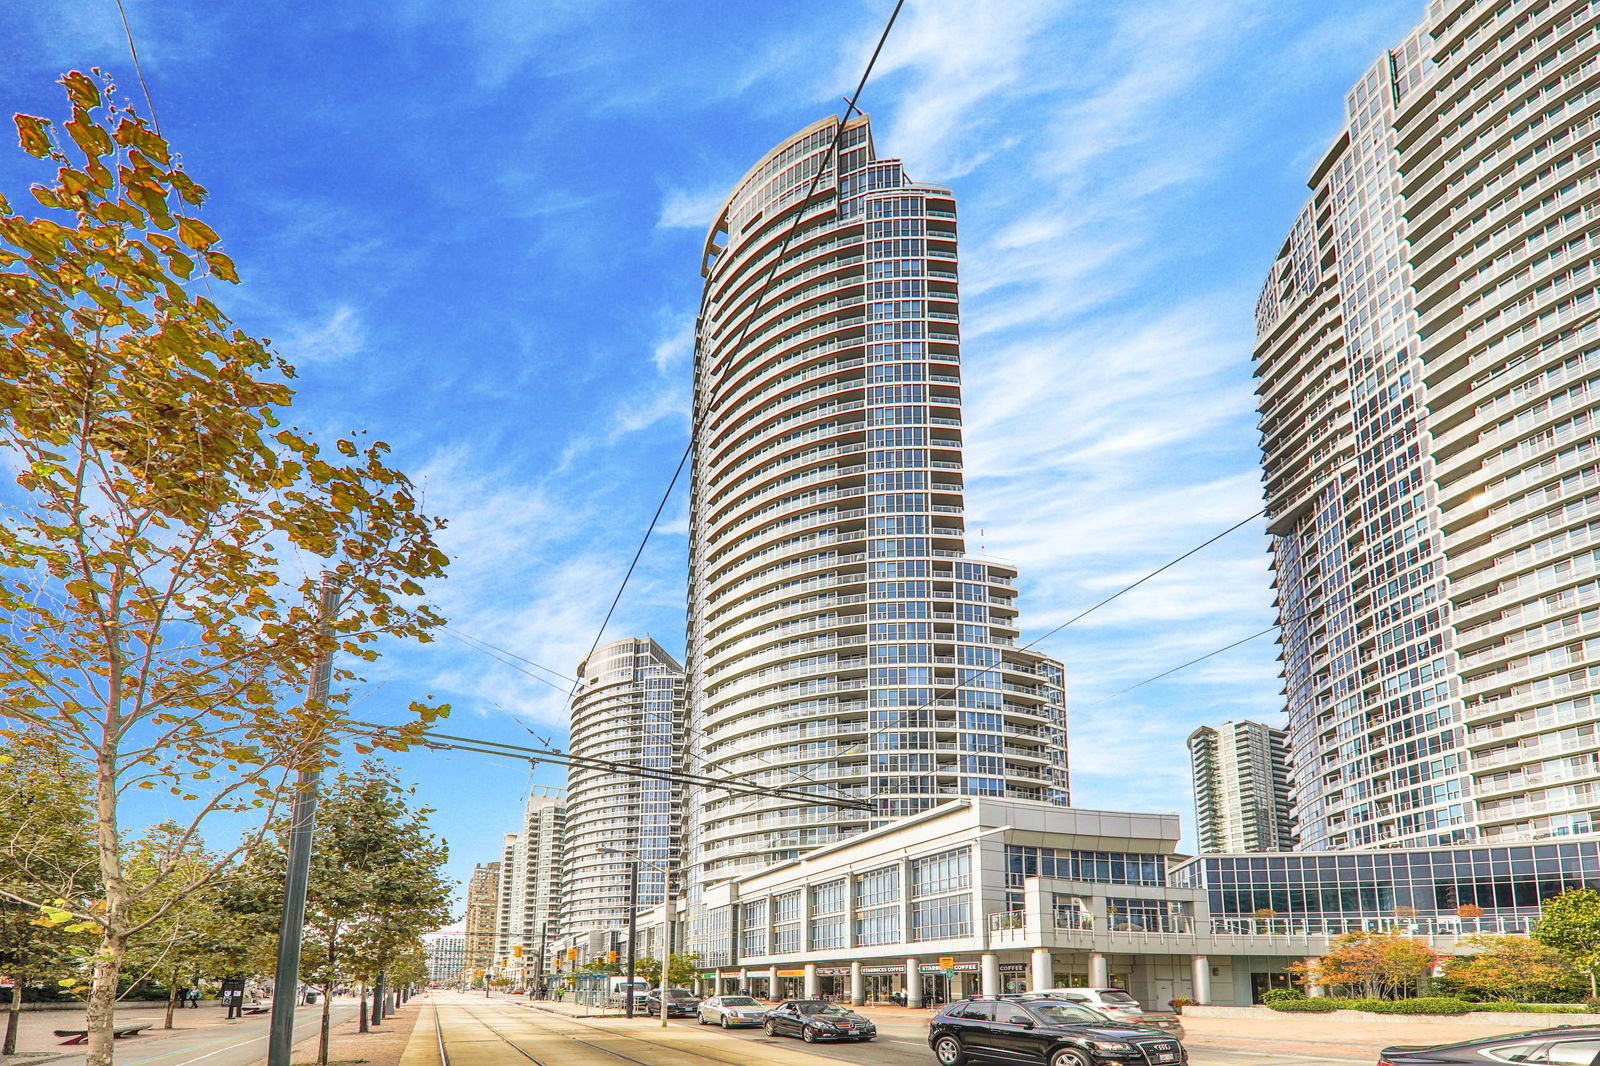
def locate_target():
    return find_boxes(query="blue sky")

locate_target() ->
[2,0,1425,906]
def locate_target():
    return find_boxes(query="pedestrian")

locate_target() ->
[186,986,200,1009]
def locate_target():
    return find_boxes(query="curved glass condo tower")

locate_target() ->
[683,115,1071,927]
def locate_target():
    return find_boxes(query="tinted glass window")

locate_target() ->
[1545,1041,1600,1066]
[721,997,758,1006]
[1097,991,1137,1004]
[995,1004,1031,1025]
[1028,1004,1112,1026]
[956,1001,992,1020]
[1485,1043,1549,1064]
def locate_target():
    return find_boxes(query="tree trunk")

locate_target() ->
[358,985,368,1034]
[317,983,333,1066]
[87,715,130,1066]
[4,975,22,1056]
[165,966,180,1029]
[85,926,126,1066]
[1589,968,1596,999]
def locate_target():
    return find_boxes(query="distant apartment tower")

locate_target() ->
[562,638,685,935]
[1255,0,1600,849]
[424,933,466,985]
[495,790,565,984]
[683,111,1070,955]
[1187,721,1295,853]
[462,861,499,975]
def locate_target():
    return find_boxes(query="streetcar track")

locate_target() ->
[436,997,791,1066]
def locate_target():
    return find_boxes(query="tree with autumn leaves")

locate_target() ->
[1293,930,1441,1000]
[0,72,449,1066]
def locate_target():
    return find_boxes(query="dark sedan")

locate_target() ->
[640,988,701,1017]
[1379,1027,1600,1065]
[762,1000,877,1042]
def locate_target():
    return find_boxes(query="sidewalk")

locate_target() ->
[0,1000,318,1065]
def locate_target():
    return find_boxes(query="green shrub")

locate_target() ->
[1265,998,1340,1012]
[1260,988,1305,1004]
[1466,1002,1591,1014]
[1266,997,1472,1015]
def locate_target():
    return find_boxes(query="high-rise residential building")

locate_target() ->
[423,933,466,985]
[1187,720,1295,853]
[562,638,685,934]
[682,112,1071,944]
[1255,0,1600,849]
[462,861,499,976]
[495,790,565,985]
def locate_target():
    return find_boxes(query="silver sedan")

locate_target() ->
[697,995,770,1028]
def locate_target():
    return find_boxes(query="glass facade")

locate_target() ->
[562,638,684,933]
[1175,839,1600,920]
[1255,0,1600,849]
[682,114,1071,902]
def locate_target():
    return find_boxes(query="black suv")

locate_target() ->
[929,996,1186,1066]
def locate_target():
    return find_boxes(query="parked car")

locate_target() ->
[641,988,701,1017]
[763,1000,877,1042]
[697,994,769,1028]
[1378,1027,1600,1065]
[1015,988,1183,1035]
[930,996,1186,1066]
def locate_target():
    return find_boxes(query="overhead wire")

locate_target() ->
[1093,627,1278,703]
[111,0,160,136]
[548,0,912,820]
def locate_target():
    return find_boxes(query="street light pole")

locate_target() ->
[266,574,342,1066]
[624,860,639,1018]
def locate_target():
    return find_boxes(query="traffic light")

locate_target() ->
[513,945,523,958]
[567,948,577,961]
[607,950,617,964]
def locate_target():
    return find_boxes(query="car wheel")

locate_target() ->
[720,1016,730,1028]
[933,1035,965,1066]
[1049,1050,1091,1066]
[802,1027,817,1043]
[764,1020,778,1036]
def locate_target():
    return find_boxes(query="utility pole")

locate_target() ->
[624,861,639,1018]
[266,574,343,1066]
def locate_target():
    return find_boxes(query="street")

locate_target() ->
[424,992,1375,1066]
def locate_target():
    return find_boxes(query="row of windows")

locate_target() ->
[911,848,971,897]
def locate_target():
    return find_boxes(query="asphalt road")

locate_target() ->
[430,992,1373,1066]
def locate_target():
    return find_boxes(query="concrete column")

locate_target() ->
[906,958,922,1009]
[1304,958,1323,998]
[803,962,819,999]
[1088,953,1108,987]
[1029,948,1052,992]
[1191,956,1211,1006]
[981,953,1000,997]
[766,965,778,1001]
[739,967,748,992]
[850,962,864,1006]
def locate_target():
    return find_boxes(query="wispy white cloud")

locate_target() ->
[657,183,727,230]
[279,305,365,364]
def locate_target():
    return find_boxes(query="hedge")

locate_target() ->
[1465,1003,1591,1014]
[1265,997,1592,1015]
[1265,998,1340,1012]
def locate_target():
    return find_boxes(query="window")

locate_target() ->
[955,1001,992,1020]
[811,879,846,915]
[912,848,971,897]
[995,1003,1031,1025]
[773,891,802,923]
[855,865,899,906]
[1544,1041,1600,1066]
[854,907,899,946]
[911,897,970,939]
